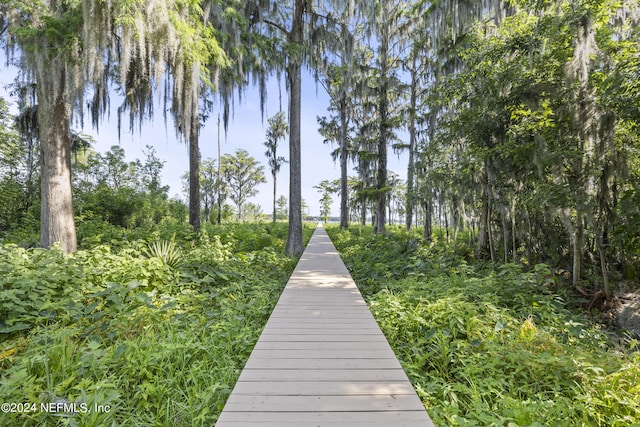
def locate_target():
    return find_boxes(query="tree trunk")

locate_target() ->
[451,194,460,243]
[204,195,210,222]
[272,173,277,223]
[596,229,610,298]
[477,162,490,258]
[444,204,450,243]
[217,115,223,225]
[376,30,389,235]
[189,110,201,232]
[38,63,77,253]
[406,55,418,230]
[502,211,508,263]
[423,199,432,241]
[339,97,349,229]
[477,204,489,257]
[438,199,444,239]
[525,209,533,264]
[572,211,583,287]
[569,15,597,286]
[511,196,517,262]
[469,219,475,247]
[25,133,37,211]
[488,202,496,262]
[285,0,304,256]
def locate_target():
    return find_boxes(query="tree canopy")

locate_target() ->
[1,0,639,290]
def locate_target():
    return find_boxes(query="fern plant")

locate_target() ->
[143,240,183,268]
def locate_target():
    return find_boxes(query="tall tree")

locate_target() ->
[318,61,359,230]
[348,48,380,226]
[250,0,305,254]
[221,148,266,220]
[367,0,412,234]
[200,158,218,222]
[251,0,371,255]
[167,0,232,233]
[264,111,288,223]
[316,8,364,230]
[276,194,288,219]
[0,0,228,252]
[314,179,338,223]
[401,5,431,230]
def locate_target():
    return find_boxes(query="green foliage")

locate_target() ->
[0,141,188,246]
[221,149,267,220]
[0,223,312,425]
[415,1,640,284]
[328,226,640,426]
[314,179,339,223]
[142,240,183,268]
[0,96,39,241]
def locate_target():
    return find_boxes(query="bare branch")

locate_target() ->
[262,19,290,37]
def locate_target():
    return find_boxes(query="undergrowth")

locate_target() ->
[0,222,314,426]
[328,225,640,427]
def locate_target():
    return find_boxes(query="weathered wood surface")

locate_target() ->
[216,225,434,427]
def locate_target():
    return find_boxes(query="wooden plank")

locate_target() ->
[257,334,389,342]
[268,312,374,318]
[266,312,374,318]
[268,307,371,311]
[277,296,365,300]
[252,340,391,350]
[222,394,426,412]
[259,328,382,335]
[261,326,381,332]
[267,314,374,320]
[269,309,373,316]
[264,318,379,325]
[243,357,402,370]
[247,349,397,359]
[280,295,362,299]
[229,381,417,396]
[280,289,360,294]
[237,368,410,382]
[217,411,434,427]
[277,300,365,303]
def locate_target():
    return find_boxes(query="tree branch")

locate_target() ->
[306,9,352,35]
[262,19,290,37]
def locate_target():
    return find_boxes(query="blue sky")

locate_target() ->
[1,63,408,217]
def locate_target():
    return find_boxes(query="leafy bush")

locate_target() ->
[142,240,183,268]
[328,225,640,426]
[0,223,312,425]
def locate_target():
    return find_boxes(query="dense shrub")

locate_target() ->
[328,225,640,426]
[0,223,312,425]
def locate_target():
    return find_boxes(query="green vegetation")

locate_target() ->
[0,222,313,425]
[328,225,640,426]
[1,0,639,425]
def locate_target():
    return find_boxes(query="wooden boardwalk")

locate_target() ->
[216,225,434,426]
